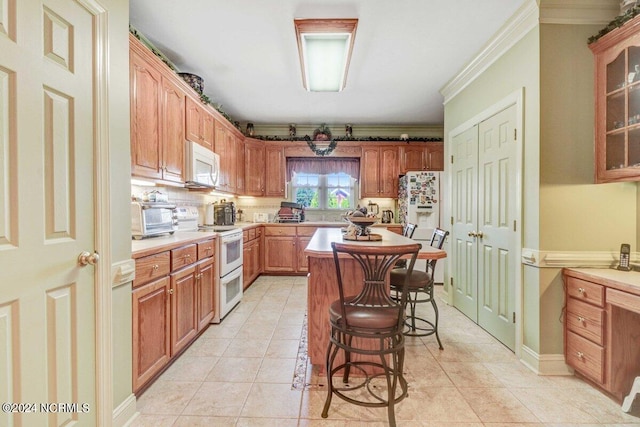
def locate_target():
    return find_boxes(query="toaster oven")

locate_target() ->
[131,202,178,239]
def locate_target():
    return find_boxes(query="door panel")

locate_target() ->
[477,105,517,350]
[451,125,478,320]
[0,0,97,424]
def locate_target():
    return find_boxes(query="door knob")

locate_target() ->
[476,231,484,238]
[468,231,477,237]
[78,251,100,266]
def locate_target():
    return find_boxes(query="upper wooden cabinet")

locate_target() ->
[591,15,640,183]
[399,143,444,173]
[245,139,265,196]
[185,96,214,150]
[265,144,286,197]
[236,137,245,194]
[130,36,184,184]
[361,145,398,198]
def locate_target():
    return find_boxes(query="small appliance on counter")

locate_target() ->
[381,210,394,223]
[131,201,177,239]
[253,212,270,223]
[275,202,305,223]
[205,200,236,226]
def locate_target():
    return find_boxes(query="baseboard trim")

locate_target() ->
[112,393,138,427]
[520,345,573,375]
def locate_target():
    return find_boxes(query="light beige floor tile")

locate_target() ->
[135,380,201,415]
[241,382,302,418]
[206,357,262,382]
[127,414,177,427]
[438,361,504,388]
[483,361,556,389]
[200,321,242,339]
[298,419,348,426]
[159,355,218,381]
[508,387,599,423]
[183,337,232,357]
[236,417,299,426]
[235,322,277,340]
[265,339,300,358]
[395,387,481,422]
[255,357,297,383]
[273,324,304,340]
[172,415,237,426]
[222,337,270,357]
[459,387,541,422]
[182,381,252,417]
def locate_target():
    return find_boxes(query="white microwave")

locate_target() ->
[185,140,220,189]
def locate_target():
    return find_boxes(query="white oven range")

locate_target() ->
[176,207,243,322]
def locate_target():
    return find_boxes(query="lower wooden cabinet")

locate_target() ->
[132,276,171,392]
[132,238,216,393]
[264,235,297,272]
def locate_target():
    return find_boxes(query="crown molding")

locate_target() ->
[440,0,619,104]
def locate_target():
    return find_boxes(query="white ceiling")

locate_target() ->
[129,0,526,127]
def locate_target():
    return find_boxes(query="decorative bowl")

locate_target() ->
[178,72,204,94]
[345,216,378,236]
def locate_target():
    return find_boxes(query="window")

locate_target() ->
[292,172,355,209]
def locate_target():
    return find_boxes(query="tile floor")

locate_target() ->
[131,275,640,426]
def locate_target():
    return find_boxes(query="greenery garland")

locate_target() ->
[588,6,640,44]
[304,136,338,156]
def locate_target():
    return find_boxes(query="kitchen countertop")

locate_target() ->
[564,267,640,295]
[131,231,217,258]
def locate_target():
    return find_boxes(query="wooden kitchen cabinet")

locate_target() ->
[399,143,444,173]
[263,226,297,272]
[265,144,286,197]
[236,137,245,194]
[132,236,217,393]
[132,275,171,392]
[130,36,185,184]
[563,268,640,402]
[214,121,240,193]
[590,15,640,183]
[245,139,265,196]
[242,226,263,289]
[185,96,215,150]
[361,145,398,198]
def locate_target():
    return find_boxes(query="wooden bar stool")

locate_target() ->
[322,241,421,427]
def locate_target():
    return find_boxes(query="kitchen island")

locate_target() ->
[303,227,446,372]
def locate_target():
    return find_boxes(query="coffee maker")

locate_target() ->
[381,210,394,224]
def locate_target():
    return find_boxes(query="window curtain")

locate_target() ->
[286,157,360,181]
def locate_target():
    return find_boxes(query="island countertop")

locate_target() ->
[304,227,446,260]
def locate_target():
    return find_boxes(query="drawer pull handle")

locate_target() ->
[152,264,159,270]
[576,351,584,359]
[577,287,585,294]
[168,289,174,295]
[577,316,585,323]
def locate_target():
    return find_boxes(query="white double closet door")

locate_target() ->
[450,103,519,351]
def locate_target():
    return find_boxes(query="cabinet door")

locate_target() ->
[132,276,170,392]
[264,236,296,272]
[245,141,265,196]
[296,236,312,272]
[361,147,380,197]
[161,77,185,183]
[243,241,252,290]
[400,146,425,173]
[226,132,237,193]
[170,265,198,355]
[202,112,215,150]
[236,137,245,194]
[265,145,286,197]
[185,97,203,144]
[379,146,398,197]
[130,50,162,179]
[425,143,444,171]
[196,258,215,330]
[214,122,228,190]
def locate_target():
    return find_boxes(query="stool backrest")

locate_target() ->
[331,242,421,330]
[427,228,449,274]
[403,223,417,239]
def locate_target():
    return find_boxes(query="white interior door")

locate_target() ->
[451,104,518,351]
[0,1,98,425]
[451,125,479,320]
[477,105,517,350]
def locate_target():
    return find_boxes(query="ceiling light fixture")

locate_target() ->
[294,18,358,92]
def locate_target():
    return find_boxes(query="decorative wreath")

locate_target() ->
[305,124,337,156]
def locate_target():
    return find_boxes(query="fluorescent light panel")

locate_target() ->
[294,19,358,92]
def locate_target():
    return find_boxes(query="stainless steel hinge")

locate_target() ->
[450,277,453,287]
[514,129,517,140]
[450,216,453,225]
[513,220,516,232]
[450,155,454,164]
[513,312,516,323]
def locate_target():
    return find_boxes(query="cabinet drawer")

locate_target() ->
[566,330,604,384]
[133,251,170,288]
[256,227,263,239]
[566,276,604,307]
[243,230,249,243]
[264,226,296,236]
[607,287,640,314]
[296,226,317,237]
[197,239,215,261]
[171,244,197,270]
[566,297,605,345]
[248,228,256,241]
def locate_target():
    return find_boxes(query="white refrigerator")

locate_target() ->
[398,171,444,283]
